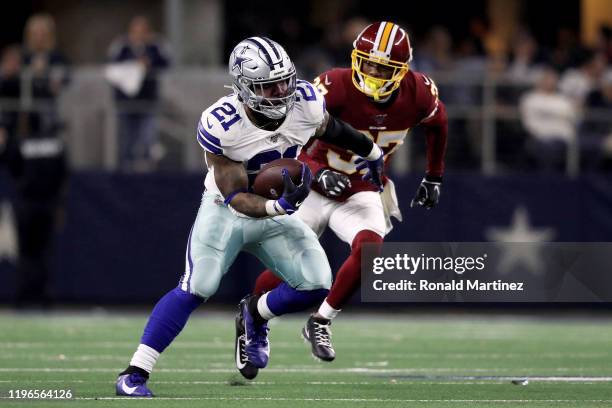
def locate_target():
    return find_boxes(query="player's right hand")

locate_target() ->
[277,164,312,215]
[355,144,385,192]
[410,175,442,209]
[315,168,351,198]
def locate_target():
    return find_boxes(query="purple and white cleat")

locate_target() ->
[115,373,154,397]
[239,296,270,369]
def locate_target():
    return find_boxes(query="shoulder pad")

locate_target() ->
[197,96,243,155]
[294,79,326,127]
[412,72,440,121]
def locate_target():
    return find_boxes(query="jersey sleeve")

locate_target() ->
[295,79,326,128]
[196,98,241,160]
[313,69,346,117]
[414,72,441,123]
[413,72,448,177]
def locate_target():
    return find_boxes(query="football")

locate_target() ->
[252,158,304,199]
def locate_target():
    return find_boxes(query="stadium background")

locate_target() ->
[1,2,612,407]
[0,0,611,305]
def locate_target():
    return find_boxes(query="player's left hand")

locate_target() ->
[315,168,351,198]
[410,175,442,209]
[355,145,384,192]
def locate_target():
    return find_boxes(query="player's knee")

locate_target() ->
[302,273,331,291]
[352,229,383,255]
[299,248,332,290]
[188,258,223,299]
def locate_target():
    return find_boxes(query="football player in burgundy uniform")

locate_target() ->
[253,21,448,362]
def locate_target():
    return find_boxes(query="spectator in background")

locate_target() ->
[451,38,487,107]
[0,13,69,308]
[583,70,612,170]
[415,26,454,73]
[587,70,612,109]
[551,28,585,71]
[0,46,22,140]
[297,16,368,83]
[22,14,69,89]
[559,49,607,107]
[595,25,612,64]
[107,16,171,172]
[520,67,578,172]
[506,32,547,84]
[22,13,69,136]
[465,17,489,57]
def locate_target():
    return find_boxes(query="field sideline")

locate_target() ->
[1,311,611,407]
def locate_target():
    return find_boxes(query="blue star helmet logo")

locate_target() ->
[232,47,253,74]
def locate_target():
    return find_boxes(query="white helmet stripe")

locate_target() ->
[247,36,282,67]
[252,36,277,60]
[261,37,280,59]
[245,37,273,65]
[353,25,371,48]
[385,24,400,55]
[256,37,281,65]
[373,21,387,51]
[261,36,284,68]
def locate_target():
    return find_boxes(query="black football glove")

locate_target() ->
[410,175,442,209]
[315,168,351,198]
[277,164,312,215]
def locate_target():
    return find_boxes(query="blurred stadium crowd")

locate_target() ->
[0,3,611,177]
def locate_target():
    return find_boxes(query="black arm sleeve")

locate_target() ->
[317,115,374,157]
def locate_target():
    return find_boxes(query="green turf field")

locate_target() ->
[1,311,611,407]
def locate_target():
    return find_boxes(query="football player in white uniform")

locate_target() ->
[115,36,386,396]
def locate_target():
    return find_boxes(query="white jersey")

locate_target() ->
[197,80,325,199]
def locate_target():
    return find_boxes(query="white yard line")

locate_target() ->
[2,379,612,385]
[1,367,611,378]
[0,352,606,360]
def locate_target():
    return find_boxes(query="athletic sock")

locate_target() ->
[256,292,276,321]
[264,282,328,317]
[317,299,340,320]
[120,365,150,379]
[127,344,159,374]
[247,294,269,325]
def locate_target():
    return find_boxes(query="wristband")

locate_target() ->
[265,200,286,216]
[364,143,383,161]
[223,188,248,206]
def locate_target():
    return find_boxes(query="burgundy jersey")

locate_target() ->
[301,68,446,200]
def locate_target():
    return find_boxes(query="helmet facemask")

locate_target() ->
[351,49,409,101]
[238,70,297,120]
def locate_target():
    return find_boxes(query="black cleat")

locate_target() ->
[235,304,259,380]
[302,314,335,362]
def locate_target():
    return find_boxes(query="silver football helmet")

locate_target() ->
[228,37,297,120]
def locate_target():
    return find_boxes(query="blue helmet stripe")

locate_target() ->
[246,37,273,66]
[261,37,280,59]
[261,37,284,68]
